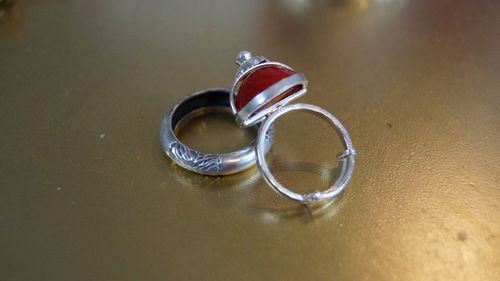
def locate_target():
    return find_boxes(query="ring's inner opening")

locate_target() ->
[265,110,344,194]
[172,91,257,154]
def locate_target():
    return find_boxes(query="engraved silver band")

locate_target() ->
[159,88,274,176]
[255,103,356,204]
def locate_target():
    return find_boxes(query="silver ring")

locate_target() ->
[256,103,356,205]
[159,88,274,176]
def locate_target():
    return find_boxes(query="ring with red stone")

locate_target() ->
[230,51,356,205]
[230,51,308,127]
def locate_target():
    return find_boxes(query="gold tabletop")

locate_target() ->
[1,0,499,280]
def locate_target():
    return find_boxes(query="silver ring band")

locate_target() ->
[256,103,356,204]
[160,88,274,176]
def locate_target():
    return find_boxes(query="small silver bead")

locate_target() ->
[236,50,253,66]
[304,189,321,203]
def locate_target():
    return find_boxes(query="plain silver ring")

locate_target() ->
[256,103,356,204]
[159,88,274,176]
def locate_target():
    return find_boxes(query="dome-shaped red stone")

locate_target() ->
[235,66,296,110]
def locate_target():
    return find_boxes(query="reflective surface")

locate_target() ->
[1,0,499,280]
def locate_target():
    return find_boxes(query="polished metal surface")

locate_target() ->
[1,0,499,280]
[159,88,273,175]
[256,103,356,204]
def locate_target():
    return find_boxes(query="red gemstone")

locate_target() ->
[235,66,296,110]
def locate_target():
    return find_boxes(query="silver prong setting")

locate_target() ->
[236,50,253,66]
